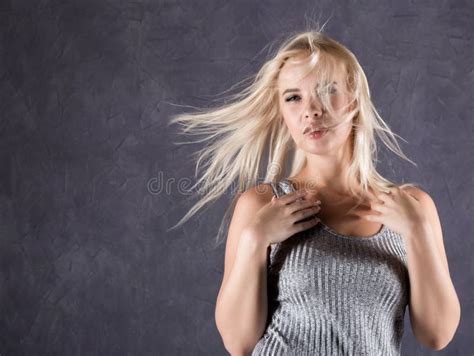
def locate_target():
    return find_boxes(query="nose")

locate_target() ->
[304,94,324,119]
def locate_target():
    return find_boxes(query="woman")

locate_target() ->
[168,30,460,355]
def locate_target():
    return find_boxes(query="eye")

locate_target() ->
[316,85,337,96]
[285,95,300,102]
[318,85,337,95]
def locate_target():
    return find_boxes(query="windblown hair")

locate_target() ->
[166,29,420,247]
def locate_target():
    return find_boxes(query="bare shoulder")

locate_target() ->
[239,182,275,206]
[401,185,441,235]
[232,182,275,239]
[229,182,274,247]
[399,185,450,268]
[229,183,275,232]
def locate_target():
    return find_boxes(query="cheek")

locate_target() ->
[330,93,353,112]
[281,104,300,118]
[280,109,300,131]
[332,96,347,111]
[286,122,302,139]
[281,119,304,144]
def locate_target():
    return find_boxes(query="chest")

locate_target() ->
[316,200,382,238]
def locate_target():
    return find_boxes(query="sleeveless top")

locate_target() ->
[251,178,410,356]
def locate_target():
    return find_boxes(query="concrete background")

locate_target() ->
[0,0,472,355]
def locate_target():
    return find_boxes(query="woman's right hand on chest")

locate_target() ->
[244,189,322,246]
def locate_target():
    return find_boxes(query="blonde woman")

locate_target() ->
[168,30,460,355]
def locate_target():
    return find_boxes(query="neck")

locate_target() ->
[296,138,353,193]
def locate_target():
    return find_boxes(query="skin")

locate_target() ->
[277,53,379,236]
[277,53,356,193]
[276,52,460,349]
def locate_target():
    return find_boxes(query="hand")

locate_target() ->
[246,189,322,246]
[359,186,425,238]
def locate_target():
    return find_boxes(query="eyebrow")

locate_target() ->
[281,81,338,96]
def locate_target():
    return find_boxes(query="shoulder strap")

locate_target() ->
[280,178,296,194]
[269,181,283,198]
[268,178,296,198]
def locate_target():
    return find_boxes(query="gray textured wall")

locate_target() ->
[0,0,472,355]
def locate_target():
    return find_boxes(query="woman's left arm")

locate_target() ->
[363,186,461,351]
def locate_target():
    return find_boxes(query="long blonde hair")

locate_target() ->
[166,29,420,247]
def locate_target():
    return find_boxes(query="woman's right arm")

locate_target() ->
[214,184,273,355]
[215,183,320,355]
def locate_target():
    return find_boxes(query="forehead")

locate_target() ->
[277,54,346,90]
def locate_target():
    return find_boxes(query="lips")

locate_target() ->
[306,128,329,140]
[304,126,328,134]
[306,128,328,135]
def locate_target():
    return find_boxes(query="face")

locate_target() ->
[277,54,356,155]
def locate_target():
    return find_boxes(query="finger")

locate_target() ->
[362,214,381,222]
[397,186,416,199]
[304,191,320,203]
[367,189,388,205]
[365,189,381,202]
[296,204,321,219]
[376,193,390,203]
[387,187,401,197]
[292,196,319,207]
[370,201,387,213]
[407,191,419,201]
[280,189,308,204]
[291,215,320,234]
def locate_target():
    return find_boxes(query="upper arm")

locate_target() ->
[217,183,274,297]
[404,186,459,349]
[405,186,450,275]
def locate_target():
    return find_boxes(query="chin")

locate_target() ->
[302,145,331,155]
